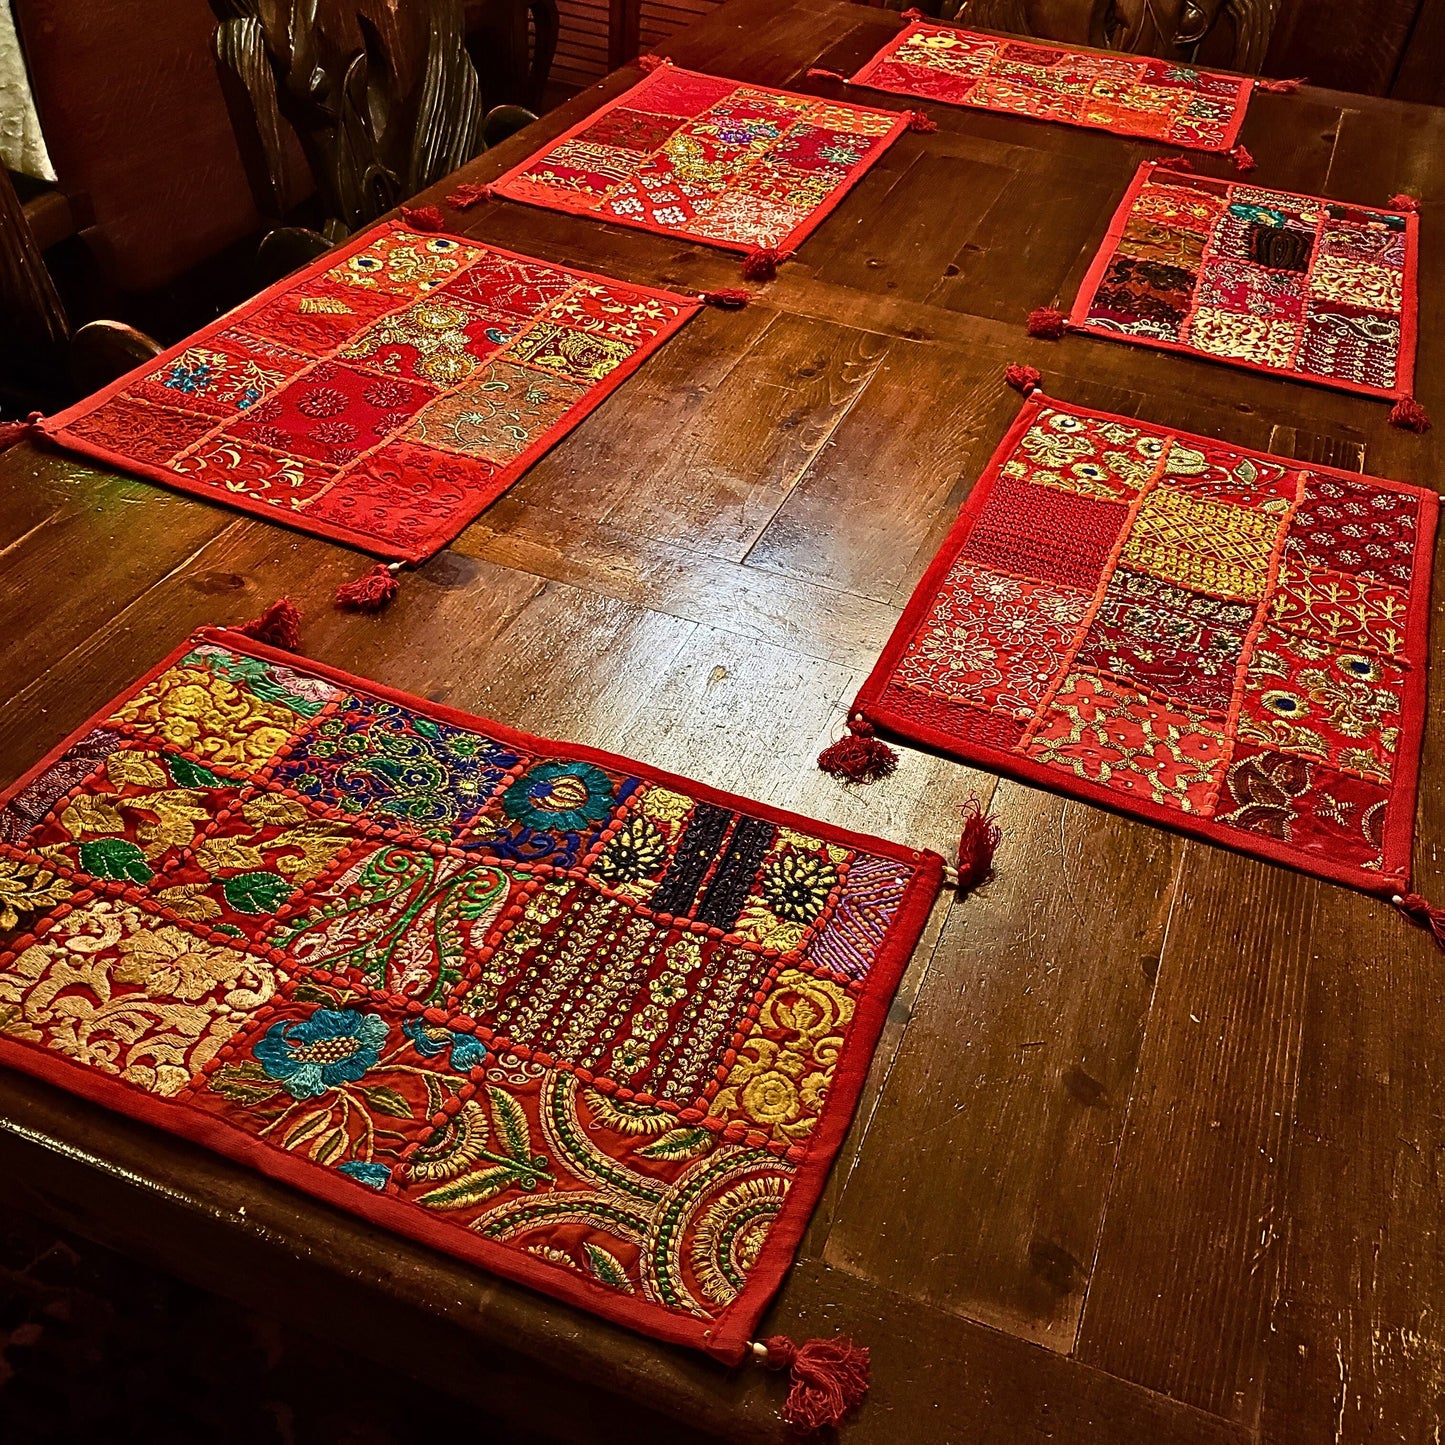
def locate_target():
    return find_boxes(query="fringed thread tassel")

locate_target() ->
[702,288,751,308]
[1389,397,1432,433]
[1390,193,1422,213]
[950,797,1001,895]
[741,246,786,282]
[1159,154,1196,173]
[907,108,937,133]
[335,562,402,613]
[899,6,926,19]
[1394,893,1445,951]
[0,410,44,451]
[637,53,667,72]
[1005,363,1041,395]
[447,183,494,210]
[237,597,302,652]
[1256,75,1305,93]
[818,718,898,784]
[756,1335,870,1432]
[1230,144,1257,172]
[806,66,848,82]
[400,204,446,232]
[1027,307,1068,339]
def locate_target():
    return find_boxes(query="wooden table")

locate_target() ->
[2,3,1443,1439]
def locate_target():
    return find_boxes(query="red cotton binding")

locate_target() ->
[400,204,446,232]
[818,718,898,784]
[1394,893,1445,950]
[1005,363,1041,395]
[954,797,1001,895]
[1389,397,1432,433]
[758,1334,871,1431]
[446,183,494,210]
[237,597,302,652]
[1026,307,1068,339]
[335,563,401,613]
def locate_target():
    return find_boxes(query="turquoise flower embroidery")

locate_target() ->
[254,1008,388,1099]
[338,1160,392,1190]
[402,1017,487,1072]
[502,760,616,833]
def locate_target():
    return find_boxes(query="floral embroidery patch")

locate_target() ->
[489,61,908,254]
[849,22,1253,153]
[857,393,1436,891]
[41,223,701,562]
[1071,165,1419,400]
[0,632,941,1362]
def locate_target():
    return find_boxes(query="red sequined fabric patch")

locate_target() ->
[855,393,1437,895]
[40,223,702,562]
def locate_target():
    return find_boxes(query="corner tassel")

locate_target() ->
[950,797,1001,895]
[1389,396,1432,433]
[907,109,937,133]
[637,53,667,72]
[755,1335,870,1431]
[818,718,898,785]
[1005,362,1041,395]
[702,288,751,308]
[0,410,44,451]
[335,562,402,613]
[237,597,302,652]
[1394,893,1445,950]
[805,66,848,82]
[1255,75,1305,93]
[1158,154,1196,173]
[741,246,786,282]
[1230,144,1257,173]
[447,183,494,210]
[1027,307,1068,339]
[900,6,926,19]
[1389,193,1422,213]
[400,204,446,232]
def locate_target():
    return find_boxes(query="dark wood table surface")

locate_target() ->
[3,2,1444,1439]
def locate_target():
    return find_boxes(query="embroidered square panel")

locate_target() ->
[849,21,1253,152]
[488,59,910,254]
[1069,163,1420,401]
[39,222,701,563]
[854,393,1437,895]
[0,629,942,1361]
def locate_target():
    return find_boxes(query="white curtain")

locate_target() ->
[0,1,55,182]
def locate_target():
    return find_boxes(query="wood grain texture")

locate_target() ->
[1,1,1443,1439]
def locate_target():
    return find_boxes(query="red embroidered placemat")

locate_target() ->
[1065,162,1420,403]
[38,222,701,563]
[852,392,1436,897]
[488,59,910,257]
[848,20,1253,154]
[0,629,942,1363]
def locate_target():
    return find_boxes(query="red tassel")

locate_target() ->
[1027,307,1068,339]
[0,410,44,451]
[1005,362,1041,395]
[1230,144,1257,173]
[907,109,936,133]
[447,183,494,210]
[1256,75,1305,93]
[637,53,667,72]
[1394,893,1445,950]
[335,563,401,613]
[818,719,898,785]
[741,246,786,282]
[1389,193,1422,213]
[400,204,446,232]
[1389,396,1432,433]
[805,67,848,82]
[237,597,302,652]
[702,288,751,308]
[900,6,926,19]
[1158,154,1195,173]
[954,797,1001,895]
[759,1335,870,1431]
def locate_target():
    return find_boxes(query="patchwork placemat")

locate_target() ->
[0,629,942,1361]
[488,58,910,257]
[39,222,701,563]
[853,392,1436,896]
[849,20,1253,153]
[1067,162,1419,402]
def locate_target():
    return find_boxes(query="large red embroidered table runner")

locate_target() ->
[1066,163,1420,404]
[489,59,910,256]
[39,223,701,562]
[0,629,942,1361]
[852,392,1436,896]
[849,20,1254,154]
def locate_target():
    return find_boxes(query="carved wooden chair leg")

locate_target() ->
[482,104,539,148]
[255,225,339,288]
[68,320,163,398]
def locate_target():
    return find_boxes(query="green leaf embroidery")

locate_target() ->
[310,1124,348,1166]
[357,1085,413,1119]
[223,870,292,914]
[488,1085,533,1160]
[417,1164,520,1210]
[77,838,153,884]
[637,1126,716,1162]
[583,1243,634,1292]
[209,1061,282,1106]
[284,1110,332,1151]
[168,756,223,788]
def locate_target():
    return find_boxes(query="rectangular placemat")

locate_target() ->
[854,392,1436,896]
[0,629,942,1361]
[40,222,701,562]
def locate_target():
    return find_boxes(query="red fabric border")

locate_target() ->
[36,222,704,564]
[852,390,1438,898]
[0,627,945,1366]
[488,59,913,257]
[1066,161,1422,404]
[848,20,1253,154]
